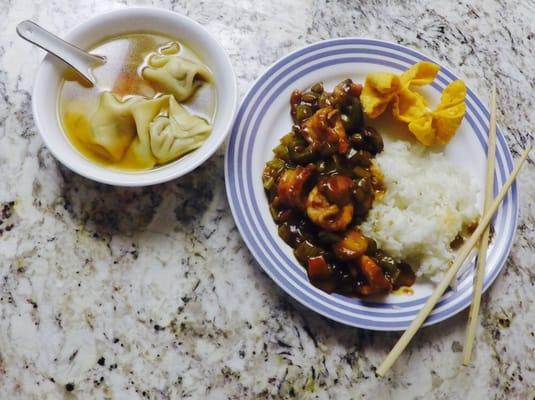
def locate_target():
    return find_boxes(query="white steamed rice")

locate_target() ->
[361,140,481,282]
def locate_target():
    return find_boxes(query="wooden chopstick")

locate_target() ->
[462,85,497,365]
[376,144,532,377]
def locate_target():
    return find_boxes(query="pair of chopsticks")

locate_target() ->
[377,85,532,377]
[462,85,497,365]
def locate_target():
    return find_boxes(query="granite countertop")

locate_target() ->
[0,0,534,398]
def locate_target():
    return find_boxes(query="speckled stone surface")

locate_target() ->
[0,0,534,398]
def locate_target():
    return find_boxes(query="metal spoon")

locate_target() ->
[16,20,105,86]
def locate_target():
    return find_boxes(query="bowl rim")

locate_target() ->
[32,6,237,186]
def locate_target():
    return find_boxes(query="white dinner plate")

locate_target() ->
[225,38,518,331]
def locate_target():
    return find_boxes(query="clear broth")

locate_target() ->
[58,33,216,171]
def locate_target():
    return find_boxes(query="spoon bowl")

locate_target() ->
[17,20,105,86]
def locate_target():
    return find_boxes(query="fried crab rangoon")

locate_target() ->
[361,61,467,146]
[408,80,467,146]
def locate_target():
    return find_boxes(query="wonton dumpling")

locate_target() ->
[124,95,211,166]
[142,44,213,102]
[88,92,139,161]
[149,96,211,163]
[123,96,168,169]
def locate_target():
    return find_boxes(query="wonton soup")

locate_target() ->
[59,33,216,171]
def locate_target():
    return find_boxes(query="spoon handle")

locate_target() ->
[16,20,105,85]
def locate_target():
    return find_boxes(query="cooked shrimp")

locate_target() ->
[318,174,354,205]
[277,164,316,211]
[302,106,349,154]
[307,175,354,231]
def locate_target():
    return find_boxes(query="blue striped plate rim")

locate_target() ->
[225,38,518,331]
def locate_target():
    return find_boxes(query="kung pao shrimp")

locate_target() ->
[263,80,415,297]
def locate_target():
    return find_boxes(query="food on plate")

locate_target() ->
[59,33,215,170]
[361,61,467,146]
[408,80,467,146]
[360,141,480,283]
[360,62,439,119]
[263,72,480,298]
[263,79,416,297]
